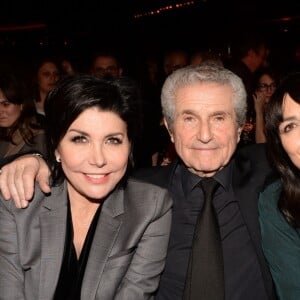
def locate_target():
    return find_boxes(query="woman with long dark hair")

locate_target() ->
[0,73,47,158]
[259,72,300,299]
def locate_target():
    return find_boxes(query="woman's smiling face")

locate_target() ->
[55,107,130,203]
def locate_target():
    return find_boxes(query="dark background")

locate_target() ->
[1,0,300,75]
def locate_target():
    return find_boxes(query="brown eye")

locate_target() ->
[280,123,296,134]
[71,135,87,143]
[107,137,122,144]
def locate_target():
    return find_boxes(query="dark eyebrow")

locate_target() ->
[68,129,88,135]
[281,116,297,122]
[68,128,124,138]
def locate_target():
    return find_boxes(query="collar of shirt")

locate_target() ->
[179,160,233,198]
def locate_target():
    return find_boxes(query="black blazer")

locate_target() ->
[134,143,277,300]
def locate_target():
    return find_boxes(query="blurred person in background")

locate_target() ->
[152,48,190,166]
[190,49,224,67]
[30,56,61,126]
[253,67,280,143]
[227,32,269,146]
[0,73,47,158]
[89,50,123,79]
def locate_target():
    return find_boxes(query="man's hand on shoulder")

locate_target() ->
[0,154,51,208]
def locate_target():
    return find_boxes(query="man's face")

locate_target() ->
[91,56,122,79]
[165,82,242,177]
[164,52,188,76]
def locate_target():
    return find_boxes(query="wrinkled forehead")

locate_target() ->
[175,80,233,94]
[174,82,235,105]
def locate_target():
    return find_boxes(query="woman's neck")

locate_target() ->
[36,91,47,111]
[68,189,101,258]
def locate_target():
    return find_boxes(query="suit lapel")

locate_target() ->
[232,147,276,299]
[81,188,124,299]
[232,151,272,286]
[39,183,68,299]
[232,154,262,247]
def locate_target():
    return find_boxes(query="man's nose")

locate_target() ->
[197,121,213,143]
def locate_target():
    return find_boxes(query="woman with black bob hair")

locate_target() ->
[259,72,300,299]
[0,75,172,299]
[45,75,142,183]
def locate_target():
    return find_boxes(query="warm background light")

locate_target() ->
[134,1,195,19]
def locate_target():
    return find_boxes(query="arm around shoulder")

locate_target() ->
[0,153,51,207]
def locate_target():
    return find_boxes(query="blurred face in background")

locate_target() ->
[257,74,277,103]
[37,62,60,95]
[164,51,189,76]
[0,89,21,127]
[91,56,122,79]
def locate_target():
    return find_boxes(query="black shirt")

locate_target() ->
[54,200,101,300]
[155,160,267,300]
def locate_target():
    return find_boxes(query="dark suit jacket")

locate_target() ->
[0,178,172,300]
[134,143,276,300]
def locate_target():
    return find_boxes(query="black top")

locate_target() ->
[155,160,267,300]
[54,200,102,300]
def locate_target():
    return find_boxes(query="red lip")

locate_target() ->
[84,173,110,184]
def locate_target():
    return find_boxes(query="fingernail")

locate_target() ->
[21,202,28,208]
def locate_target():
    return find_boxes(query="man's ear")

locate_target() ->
[164,117,174,143]
[238,125,243,134]
[237,125,243,143]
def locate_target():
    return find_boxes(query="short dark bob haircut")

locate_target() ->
[44,75,142,184]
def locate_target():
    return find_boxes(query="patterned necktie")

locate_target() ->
[183,177,225,300]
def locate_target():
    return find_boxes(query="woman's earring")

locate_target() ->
[56,157,61,163]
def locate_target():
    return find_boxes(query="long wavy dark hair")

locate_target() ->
[0,74,42,145]
[44,75,142,185]
[265,72,300,227]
